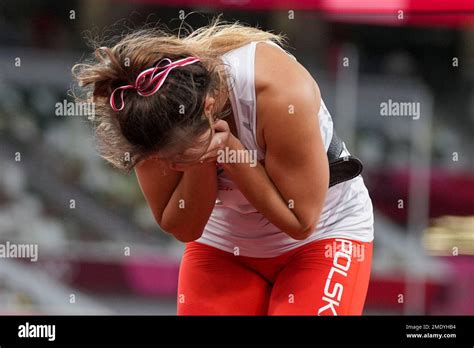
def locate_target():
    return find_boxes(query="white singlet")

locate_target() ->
[196,41,374,258]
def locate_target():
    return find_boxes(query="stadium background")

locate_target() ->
[0,0,473,314]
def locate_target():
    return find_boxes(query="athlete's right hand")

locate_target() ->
[163,126,215,171]
[197,119,231,164]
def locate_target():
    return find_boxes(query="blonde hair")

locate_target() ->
[72,17,284,170]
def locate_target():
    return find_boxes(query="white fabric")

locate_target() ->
[197,41,374,258]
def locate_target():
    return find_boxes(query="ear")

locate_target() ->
[204,96,216,119]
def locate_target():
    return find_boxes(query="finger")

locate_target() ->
[205,132,229,155]
[169,162,186,171]
[198,154,218,163]
[169,160,198,171]
[212,119,229,133]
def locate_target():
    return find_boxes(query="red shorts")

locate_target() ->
[177,238,373,315]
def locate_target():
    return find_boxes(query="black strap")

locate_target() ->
[327,130,363,188]
[327,129,344,162]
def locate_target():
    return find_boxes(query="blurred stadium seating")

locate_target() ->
[0,0,472,315]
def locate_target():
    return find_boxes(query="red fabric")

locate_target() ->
[113,0,474,27]
[177,238,372,315]
[115,0,474,11]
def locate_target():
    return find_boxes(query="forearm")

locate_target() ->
[161,163,217,242]
[220,138,314,239]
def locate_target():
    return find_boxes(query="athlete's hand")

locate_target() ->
[197,119,233,163]
[168,120,232,171]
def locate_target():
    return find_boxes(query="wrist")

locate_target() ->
[219,134,246,170]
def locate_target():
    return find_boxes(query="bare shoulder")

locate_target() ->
[254,41,319,98]
[254,41,321,146]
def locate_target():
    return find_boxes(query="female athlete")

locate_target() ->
[73,19,374,315]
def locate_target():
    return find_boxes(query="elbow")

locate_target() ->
[160,220,204,243]
[286,221,317,241]
[172,229,204,243]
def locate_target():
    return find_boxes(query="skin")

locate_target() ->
[135,42,329,241]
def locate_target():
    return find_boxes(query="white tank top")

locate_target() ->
[196,41,374,258]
